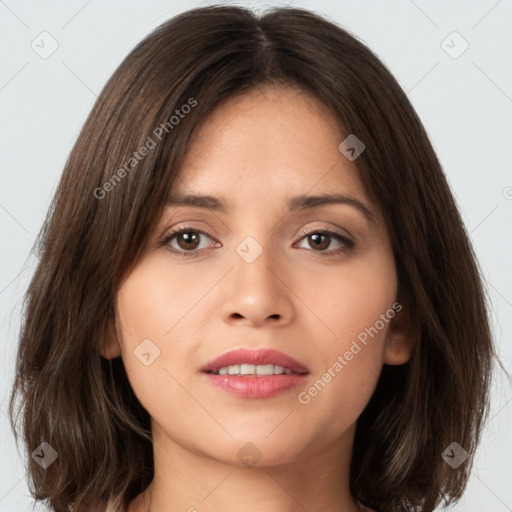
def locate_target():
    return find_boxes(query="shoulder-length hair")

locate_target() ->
[9,5,497,512]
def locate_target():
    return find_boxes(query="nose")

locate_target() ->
[219,238,295,327]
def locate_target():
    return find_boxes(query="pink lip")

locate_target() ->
[201,348,310,399]
[204,374,308,398]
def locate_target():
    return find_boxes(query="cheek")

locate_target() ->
[301,246,397,352]
[113,256,217,404]
[115,255,212,347]
[295,249,396,408]
[113,268,193,424]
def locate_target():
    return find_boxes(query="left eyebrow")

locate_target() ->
[287,193,375,225]
[166,192,375,225]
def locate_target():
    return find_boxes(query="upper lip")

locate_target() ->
[202,348,310,374]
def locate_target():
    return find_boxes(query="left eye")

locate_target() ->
[162,227,354,256]
[295,230,353,253]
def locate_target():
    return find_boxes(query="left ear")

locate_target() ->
[383,302,415,365]
[98,316,123,360]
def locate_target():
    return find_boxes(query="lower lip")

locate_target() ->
[203,373,308,398]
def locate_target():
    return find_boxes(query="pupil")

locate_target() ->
[180,232,199,250]
[311,233,329,250]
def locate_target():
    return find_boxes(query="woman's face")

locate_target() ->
[103,85,411,467]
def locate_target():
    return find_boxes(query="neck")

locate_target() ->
[129,422,363,512]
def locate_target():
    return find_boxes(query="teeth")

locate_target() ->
[227,365,239,375]
[214,364,294,376]
[240,364,255,375]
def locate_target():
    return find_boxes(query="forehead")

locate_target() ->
[174,85,372,211]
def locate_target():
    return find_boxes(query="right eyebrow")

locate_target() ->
[166,193,227,211]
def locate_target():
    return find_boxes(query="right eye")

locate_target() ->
[161,227,220,255]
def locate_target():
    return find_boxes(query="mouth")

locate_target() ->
[201,348,310,398]
[201,347,309,375]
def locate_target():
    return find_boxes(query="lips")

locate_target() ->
[201,348,310,399]
[201,347,309,375]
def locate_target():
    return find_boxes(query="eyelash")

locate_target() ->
[159,225,355,258]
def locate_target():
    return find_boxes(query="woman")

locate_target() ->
[9,5,497,512]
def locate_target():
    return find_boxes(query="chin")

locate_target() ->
[219,435,306,468]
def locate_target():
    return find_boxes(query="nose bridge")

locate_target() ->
[228,204,293,287]
[230,205,278,269]
[233,232,277,289]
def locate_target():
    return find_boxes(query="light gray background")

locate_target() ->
[1,1,511,510]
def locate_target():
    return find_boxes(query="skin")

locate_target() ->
[101,85,413,512]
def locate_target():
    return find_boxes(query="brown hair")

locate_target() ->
[9,5,498,512]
